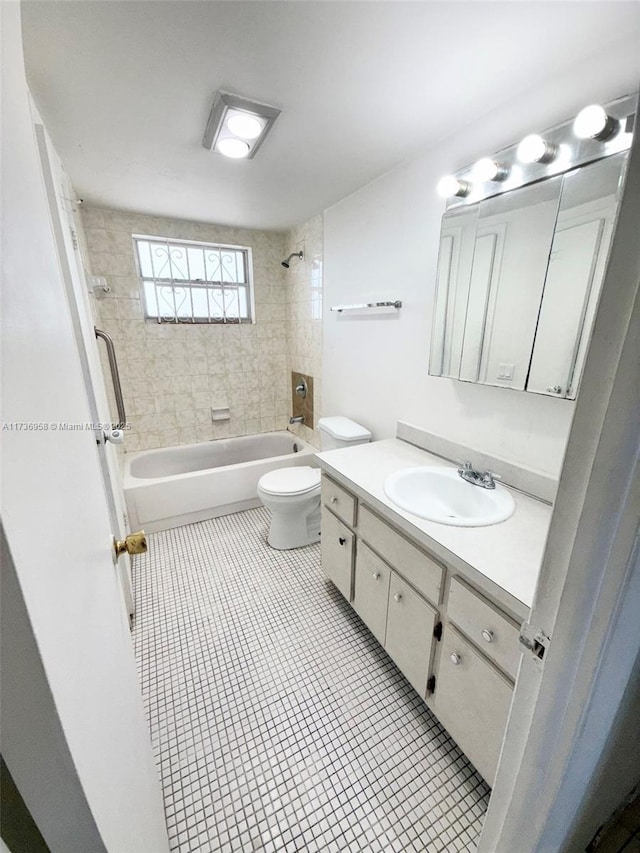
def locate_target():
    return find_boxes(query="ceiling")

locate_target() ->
[21,1,640,232]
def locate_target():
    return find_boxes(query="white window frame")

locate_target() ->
[133,234,255,324]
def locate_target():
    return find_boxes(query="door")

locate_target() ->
[1,5,168,851]
[353,542,391,645]
[385,573,437,697]
[33,114,134,618]
[320,508,354,601]
[433,626,514,786]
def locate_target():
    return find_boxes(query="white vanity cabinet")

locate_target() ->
[319,473,525,786]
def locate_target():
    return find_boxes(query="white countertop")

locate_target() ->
[316,439,553,613]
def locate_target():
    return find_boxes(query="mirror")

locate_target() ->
[430,150,628,399]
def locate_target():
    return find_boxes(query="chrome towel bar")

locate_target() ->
[330,300,402,312]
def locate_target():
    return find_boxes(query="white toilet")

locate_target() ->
[257,416,372,550]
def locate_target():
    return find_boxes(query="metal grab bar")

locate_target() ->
[95,327,127,429]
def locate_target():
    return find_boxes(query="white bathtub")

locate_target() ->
[124,431,317,533]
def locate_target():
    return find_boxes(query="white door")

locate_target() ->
[33,114,135,617]
[1,5,169,852]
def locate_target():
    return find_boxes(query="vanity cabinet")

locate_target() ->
[320,473,524,786]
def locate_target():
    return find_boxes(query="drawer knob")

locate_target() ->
[338,536,346,546]
[393,592,403,603]
[450,653,461,666]
[330,496,338,504]
[372,571,380,580]
[481,629,494,643]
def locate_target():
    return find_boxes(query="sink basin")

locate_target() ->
[383,466,515,527]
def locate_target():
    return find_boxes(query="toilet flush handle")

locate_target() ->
[339,537,346,546]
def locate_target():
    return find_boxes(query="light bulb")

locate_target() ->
[517,134,556,164]
[226,112,263,140]
[471,158,509,182]
[573,104,618,141]
[217,137,251,159]
[437,175,470,198]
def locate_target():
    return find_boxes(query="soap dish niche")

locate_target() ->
[211,406,230,422]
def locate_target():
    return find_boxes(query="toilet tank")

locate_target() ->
[318,416,372,450]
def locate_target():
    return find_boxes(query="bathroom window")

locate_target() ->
[134,235,254,323]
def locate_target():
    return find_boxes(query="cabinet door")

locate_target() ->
[433,625,513,785]
[385,574,437,698]
[353,543,391,645]
[320,508,354,602]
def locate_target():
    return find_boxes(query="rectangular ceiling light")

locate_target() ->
[202,90,281,160]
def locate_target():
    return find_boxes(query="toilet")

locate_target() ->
[257,416,372,550]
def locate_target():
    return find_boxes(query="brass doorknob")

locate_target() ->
[114,530,147,558]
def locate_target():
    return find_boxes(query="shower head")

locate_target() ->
[281,251,303,268]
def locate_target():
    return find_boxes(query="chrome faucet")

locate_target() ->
[458,461,498,490]
[289,415,305,424]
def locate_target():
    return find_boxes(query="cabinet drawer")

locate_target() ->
[358,505,443,605]
[448,577,521,680]
[385,573,438,698]
[322,476,356,527]
[320,508,354,602]
[433,626,513,786]
[354,543,391,646]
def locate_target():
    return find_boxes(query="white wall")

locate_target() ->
[323,36,640,478]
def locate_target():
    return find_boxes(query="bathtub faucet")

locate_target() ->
[289,415,305,424]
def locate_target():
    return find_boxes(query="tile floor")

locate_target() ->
[132,507,490,853]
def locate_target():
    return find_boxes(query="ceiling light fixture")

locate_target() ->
[516,134,557,164]
[202,91,281,160]
[573,104,619,141]
[437,175,471,198]
[471,157,509,182]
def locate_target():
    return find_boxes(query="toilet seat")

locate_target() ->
[258,466,321,497]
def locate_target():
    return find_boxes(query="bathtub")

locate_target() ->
[124,431,318,533]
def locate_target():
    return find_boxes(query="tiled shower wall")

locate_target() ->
[80,207,291,452]
[284,214,323,448]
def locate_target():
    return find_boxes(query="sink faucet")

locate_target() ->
[458,461,498,490]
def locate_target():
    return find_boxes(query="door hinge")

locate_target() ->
[71,228,78,250]
[427,675,436,694]
[433,621,443,641]
[519,621,550,665]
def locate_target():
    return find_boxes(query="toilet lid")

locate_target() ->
[259,466,321,496]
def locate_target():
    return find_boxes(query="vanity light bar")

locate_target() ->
[437,93,636,206]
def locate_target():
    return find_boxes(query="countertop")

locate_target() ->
[315,439,553,615]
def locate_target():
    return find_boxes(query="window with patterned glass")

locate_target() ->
[133,235,254,323]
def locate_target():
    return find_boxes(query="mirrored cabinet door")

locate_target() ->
[430,205,479,378]
[527,152,627,399]
[462,178,562,389]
